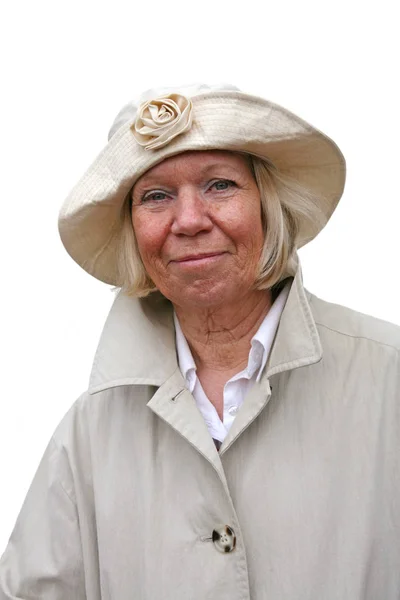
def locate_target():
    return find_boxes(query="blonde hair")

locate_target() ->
[117,154,326,297]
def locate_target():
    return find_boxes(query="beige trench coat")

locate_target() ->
[1,265,400,599]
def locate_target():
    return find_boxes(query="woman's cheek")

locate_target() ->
[133,214,170,259]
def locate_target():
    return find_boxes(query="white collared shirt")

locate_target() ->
[174,281,291,444]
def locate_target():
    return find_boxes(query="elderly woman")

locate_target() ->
[0,84,399,599]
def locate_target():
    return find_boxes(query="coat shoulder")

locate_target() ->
[306,290,400,352]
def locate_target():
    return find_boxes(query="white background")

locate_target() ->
[0,0,399,551]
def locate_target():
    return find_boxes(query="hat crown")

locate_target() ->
[108,82,240,140]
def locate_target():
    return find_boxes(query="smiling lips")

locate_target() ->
[171,252,226,263]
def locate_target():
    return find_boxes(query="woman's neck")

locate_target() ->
[174,289,273,372]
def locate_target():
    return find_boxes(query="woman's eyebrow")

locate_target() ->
[134,162,242,190]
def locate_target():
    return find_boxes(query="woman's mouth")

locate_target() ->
[171,252,227,266]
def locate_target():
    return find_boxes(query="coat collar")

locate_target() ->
[88,259,322,395]
[266,264,322,377]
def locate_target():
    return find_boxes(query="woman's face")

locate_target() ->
[131,150,265,309]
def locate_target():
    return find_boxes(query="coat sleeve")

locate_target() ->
[0,435,86,599]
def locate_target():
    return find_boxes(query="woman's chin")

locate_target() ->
[160,279,242,311]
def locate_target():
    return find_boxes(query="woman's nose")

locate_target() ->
[170,189,213,236]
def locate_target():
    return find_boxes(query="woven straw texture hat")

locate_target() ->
[58,83,346,285]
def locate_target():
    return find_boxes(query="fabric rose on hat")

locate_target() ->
[132,93,193,150]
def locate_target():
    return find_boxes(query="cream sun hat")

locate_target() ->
[58,83,346,286]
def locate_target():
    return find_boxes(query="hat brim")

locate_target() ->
[58,91,346,285]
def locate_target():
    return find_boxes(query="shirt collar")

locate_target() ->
[251,281,291,381]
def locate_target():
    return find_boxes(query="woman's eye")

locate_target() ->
[210,180,235,192]
[142,191,168,203]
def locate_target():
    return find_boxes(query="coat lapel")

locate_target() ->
[219,265,323,452]
[220,376,273,453]
[146,368,228,482]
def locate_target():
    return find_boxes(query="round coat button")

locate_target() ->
[212,525,236,553]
